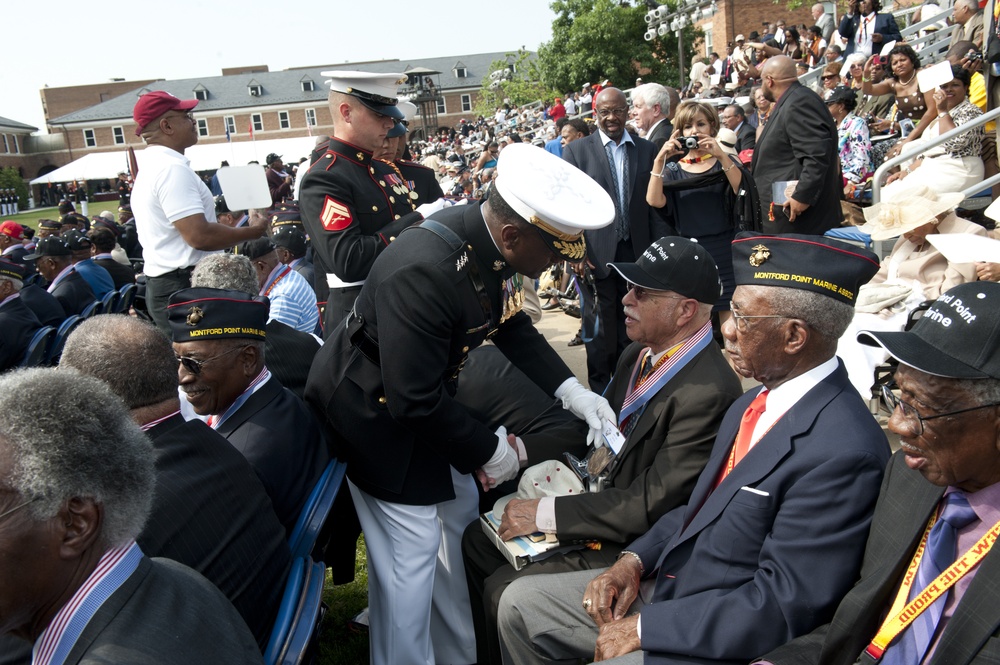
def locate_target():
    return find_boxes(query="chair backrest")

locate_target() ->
[100,289,118,314]
[264,557,306,665]
[276,558,326,665]
[116,283,137,314]
[20,326,55,368]
[288,459,347,559]
[79,300,102,319]
[47,316,82,365]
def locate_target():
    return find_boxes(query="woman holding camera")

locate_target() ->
[646,101,757,320]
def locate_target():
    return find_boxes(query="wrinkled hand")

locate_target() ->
[885,170,906,185]
[784,195,810,222]
[977,262,1000,282]
[498,498,540,540]
[582,556,642,627]
[594,615,641,662]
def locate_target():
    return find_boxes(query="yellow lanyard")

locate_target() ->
[865,509,1000,660]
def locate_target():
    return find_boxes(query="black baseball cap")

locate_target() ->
[859,282,1000,379]
[23,237,72,260]
[608,237,721,305]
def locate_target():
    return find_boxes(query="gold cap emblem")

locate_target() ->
[186,306,204,326]
[749,244,770,267]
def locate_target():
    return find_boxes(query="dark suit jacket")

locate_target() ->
[93,257,136,290]
[736,121,757,152]
[306,203,573,505]
[141,414,290,649]
[645,119,673,151]
[265,319,320,399]
[752,82,843,235]
[627,362,891,664]
[18,283,65,327]
[49,269,97,316]
[0,295,41,371]
[65,556,263,664]
[267,167,292,205]
[839,12,902,56]
[562,131,669,279]
[216,375,329,534]
[764,452,1000,665]
[537,341,742,546]
[397,159,444,205]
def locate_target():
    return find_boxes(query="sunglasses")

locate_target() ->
[175,345,246,375]
[627,282,684,302]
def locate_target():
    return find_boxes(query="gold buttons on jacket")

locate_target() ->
[377,396,387,405]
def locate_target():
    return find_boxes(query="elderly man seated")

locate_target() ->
[762,281,1000,663]
[168,287,328,534]
[0,260,42,372]
[239,237,320,334]
[462,238,743,665]
[497,233,891,665]
[0,368,263,663]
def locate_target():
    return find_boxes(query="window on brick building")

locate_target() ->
[1,135,7,153]
[248,82,263,97]
[197,119,209,137]
[461,94,472,112]
[112,127,125,145]
[194,86,209,101]
[279,111,290,129]
[301,79,315,92]
[11,135,18,154]
[252,114,263,132]
[437,98,447,114]
[225,116,237,136]
[83,129,96,148]
[305,108,317,127]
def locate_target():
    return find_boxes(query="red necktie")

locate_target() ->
[715,390,768,487]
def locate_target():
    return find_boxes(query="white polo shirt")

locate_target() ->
[131,145,216,277]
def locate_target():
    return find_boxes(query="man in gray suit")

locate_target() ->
[563,87,668,392]
[0,368,262,664]
[629,84,673,150]
[762,282,1000,664]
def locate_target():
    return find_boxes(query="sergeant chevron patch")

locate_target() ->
[320,196,352,231]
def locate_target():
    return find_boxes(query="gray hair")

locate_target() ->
[632,83,672,118]
[191,253,258,296]
[845,53,866,68]
[955,0,979,12]
[0,368,154,546]
[0,275,22,293]
[954,377,1000,405]
[61,315,177,410]
[767,286,856,339]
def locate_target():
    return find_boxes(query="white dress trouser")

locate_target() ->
[349,466,479,665]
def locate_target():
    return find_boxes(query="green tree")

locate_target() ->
[0,167,29,210]
[474,49,556,117]
[536,0,699,95]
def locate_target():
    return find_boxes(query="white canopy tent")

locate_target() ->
[30,136,322,185]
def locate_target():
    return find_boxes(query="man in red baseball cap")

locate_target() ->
[0,221,31,273]
[130,91,267,333]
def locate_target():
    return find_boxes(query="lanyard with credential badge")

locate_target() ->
[861,512,1000,662]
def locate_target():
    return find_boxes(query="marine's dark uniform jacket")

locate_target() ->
[396,159,443,205]
[305,203,573,505]
[299,138,424,328]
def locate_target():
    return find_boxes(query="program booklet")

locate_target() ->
[479,510,587,571]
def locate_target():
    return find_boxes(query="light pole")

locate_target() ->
[643,0,719,90]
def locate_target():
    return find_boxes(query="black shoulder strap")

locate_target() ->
[417,219,495,332]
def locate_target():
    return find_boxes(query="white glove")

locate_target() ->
[555,378,617,447]
[481,426,519,487]
[416,198,453,218]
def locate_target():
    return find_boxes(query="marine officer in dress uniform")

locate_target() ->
[305,143,617,665]
[298,71,425,336]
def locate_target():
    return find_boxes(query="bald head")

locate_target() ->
[594,87,628,141]
[761,56,798,102]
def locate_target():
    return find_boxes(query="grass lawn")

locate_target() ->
[318,537,370,664]
[4,207,62,232]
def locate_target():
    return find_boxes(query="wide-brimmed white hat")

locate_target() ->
[860,185,964,240]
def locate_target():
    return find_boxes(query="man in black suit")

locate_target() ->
[59,314,291,651]
[305,143,617,665]
[0,369,263,665]
[839,0,902,57]
[722,103,757,152]
[169,288,329,535]
[0,260,42,371]
[751,56,843,236]
[629,84,673,150]
[563,87,669,392]
[23,236,96,316]
[18,282,65,327]
[763,281,1000,664]
[89,227,136,290]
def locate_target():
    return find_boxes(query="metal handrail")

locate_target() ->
[871,105,1000,203]
[900,14,957,40]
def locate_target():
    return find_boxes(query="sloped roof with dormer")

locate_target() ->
[49,51,531,126]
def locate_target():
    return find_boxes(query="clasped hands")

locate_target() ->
[582,556,644,661]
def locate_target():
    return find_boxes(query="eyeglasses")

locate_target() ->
[0,496,38,525]
[821,75,838,81]
[627,282,685,302]
[596,107,629,119]
[880,385,1000,436]
[731,311,791,332]
[175,345,247,375]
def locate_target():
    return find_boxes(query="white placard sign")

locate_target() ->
[917,61,954,94]
[214,166,272,212]
[926,234,1000,264]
